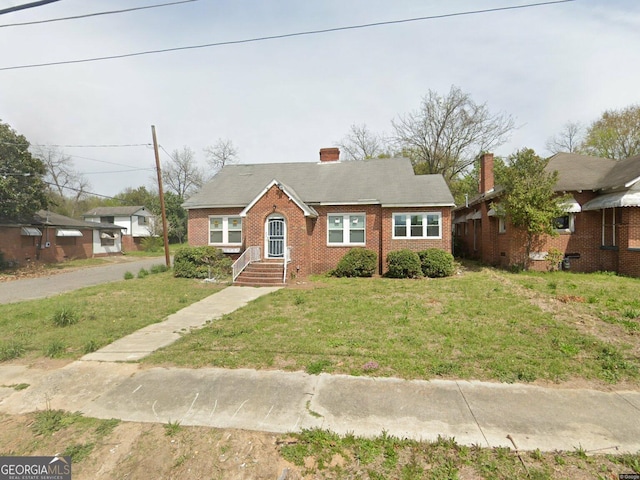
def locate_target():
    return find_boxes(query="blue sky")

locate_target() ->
[0,0,639,197]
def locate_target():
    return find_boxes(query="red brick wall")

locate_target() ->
[0,226,92,266]
[187,194,453,278]
[452,192,640,276]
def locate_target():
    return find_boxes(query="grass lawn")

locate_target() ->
[145,266,640,385]
[0,271,225,361]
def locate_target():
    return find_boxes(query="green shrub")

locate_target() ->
[123,271,134,280]
[332,248,377,277]
[140,236,163,252]
[418,249,455,278]
[150,264,168,274]
[0,340,26,361]
[385,250,422,278]
[51,307,79,327]
[137,268,149,279]
[173,246,232,279]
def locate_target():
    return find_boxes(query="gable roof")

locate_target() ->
[183,157,455,209]
[240,180,319,217]
[83,206,150,217]
[546,153,618,191]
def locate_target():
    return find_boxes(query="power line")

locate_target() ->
[0,0,199,28]
[42,180,124,201]
[0,0,60,16]
[0,0,576,72]
[1,141,152,147]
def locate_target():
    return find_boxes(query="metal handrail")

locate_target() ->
[283,246,291,283]
[232,246,261,281]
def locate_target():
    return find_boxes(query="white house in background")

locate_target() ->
[83,206,155,252]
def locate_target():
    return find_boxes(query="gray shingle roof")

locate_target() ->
[183,158,455,209]
[546,153,618,191]
[83,206,149,216]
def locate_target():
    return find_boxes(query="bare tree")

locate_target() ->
[161,146,204,198]
[336,123,389,161]
[545,121,584,155]
[391,86,515,182]
[204,138,238,176]
[32,146,90,216]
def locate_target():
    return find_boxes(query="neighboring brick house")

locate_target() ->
[83,206,154,252]
[454,152,640,276]
[183,148,455,284]
[0,210,123,266]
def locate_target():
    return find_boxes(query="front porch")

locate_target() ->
[232,246,290,287]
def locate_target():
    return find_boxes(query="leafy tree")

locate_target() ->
[545,121,584,155]
[498,148,566,269]
[110,186,158,209]
[336,123,390,161]
[391,86,515,183]
[0,120,48,220]
[164,191,187,244]
[204,138,238,177]
[583,104,640,159]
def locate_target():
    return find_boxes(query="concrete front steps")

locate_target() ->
[234,261,286,287]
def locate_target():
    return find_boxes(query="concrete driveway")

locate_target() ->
[0,256,170,304]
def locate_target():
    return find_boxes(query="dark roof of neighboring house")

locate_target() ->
[33,210,122,230]
[599,154,640,190]
[83,206,149,216]
[183,157,455,209]
[546,153,618,191]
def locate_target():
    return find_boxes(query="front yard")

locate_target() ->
[145,266,640,387]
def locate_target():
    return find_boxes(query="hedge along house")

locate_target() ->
[0,210,124,266]
[453,152,640,275]
[83,206,155,252]
[183,148,455,285]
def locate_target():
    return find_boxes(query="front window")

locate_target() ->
[393,212,441,239]
[209,216,242,245]
[328,214,365,245]
[138,215,148,225]
[554,214,575,233]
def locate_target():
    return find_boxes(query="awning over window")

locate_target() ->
[56,228,83,237]
[453,214,467,224]
[558,197,582,213]
[582,191,640,211]
[21,227,42,236]
[470,211,482,220]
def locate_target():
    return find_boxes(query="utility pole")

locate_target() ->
[151,125,171,268]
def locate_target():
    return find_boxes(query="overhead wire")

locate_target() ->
[0,0,60,16]
[0,0,199,28]
[0,0,576,71]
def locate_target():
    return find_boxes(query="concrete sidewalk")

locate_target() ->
[82,286,282,362]
[0,285,639,453]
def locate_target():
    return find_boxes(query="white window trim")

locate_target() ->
[327,213,366,246]
[208,215,243,245]
[392,212,442,240]
[498,216,506,234]
[554,213,575,234]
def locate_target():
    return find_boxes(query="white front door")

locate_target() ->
[266,217,285,258]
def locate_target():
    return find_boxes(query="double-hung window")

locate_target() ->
[393,212,441,239]
[327,214,365,245]
[209,216,242,245]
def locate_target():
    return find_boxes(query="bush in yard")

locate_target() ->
[173,246,232,279]
[332,248,377,277]
[418,248,455,278]
[385,249,422,278]
[140,236,163,252]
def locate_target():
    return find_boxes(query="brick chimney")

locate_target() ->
[319,147,340,162]
[479,153,494,194]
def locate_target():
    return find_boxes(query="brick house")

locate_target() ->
[183,148,455,284]
[0,210,123,266]
[83,206,155,252]
[453,152,640,275]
